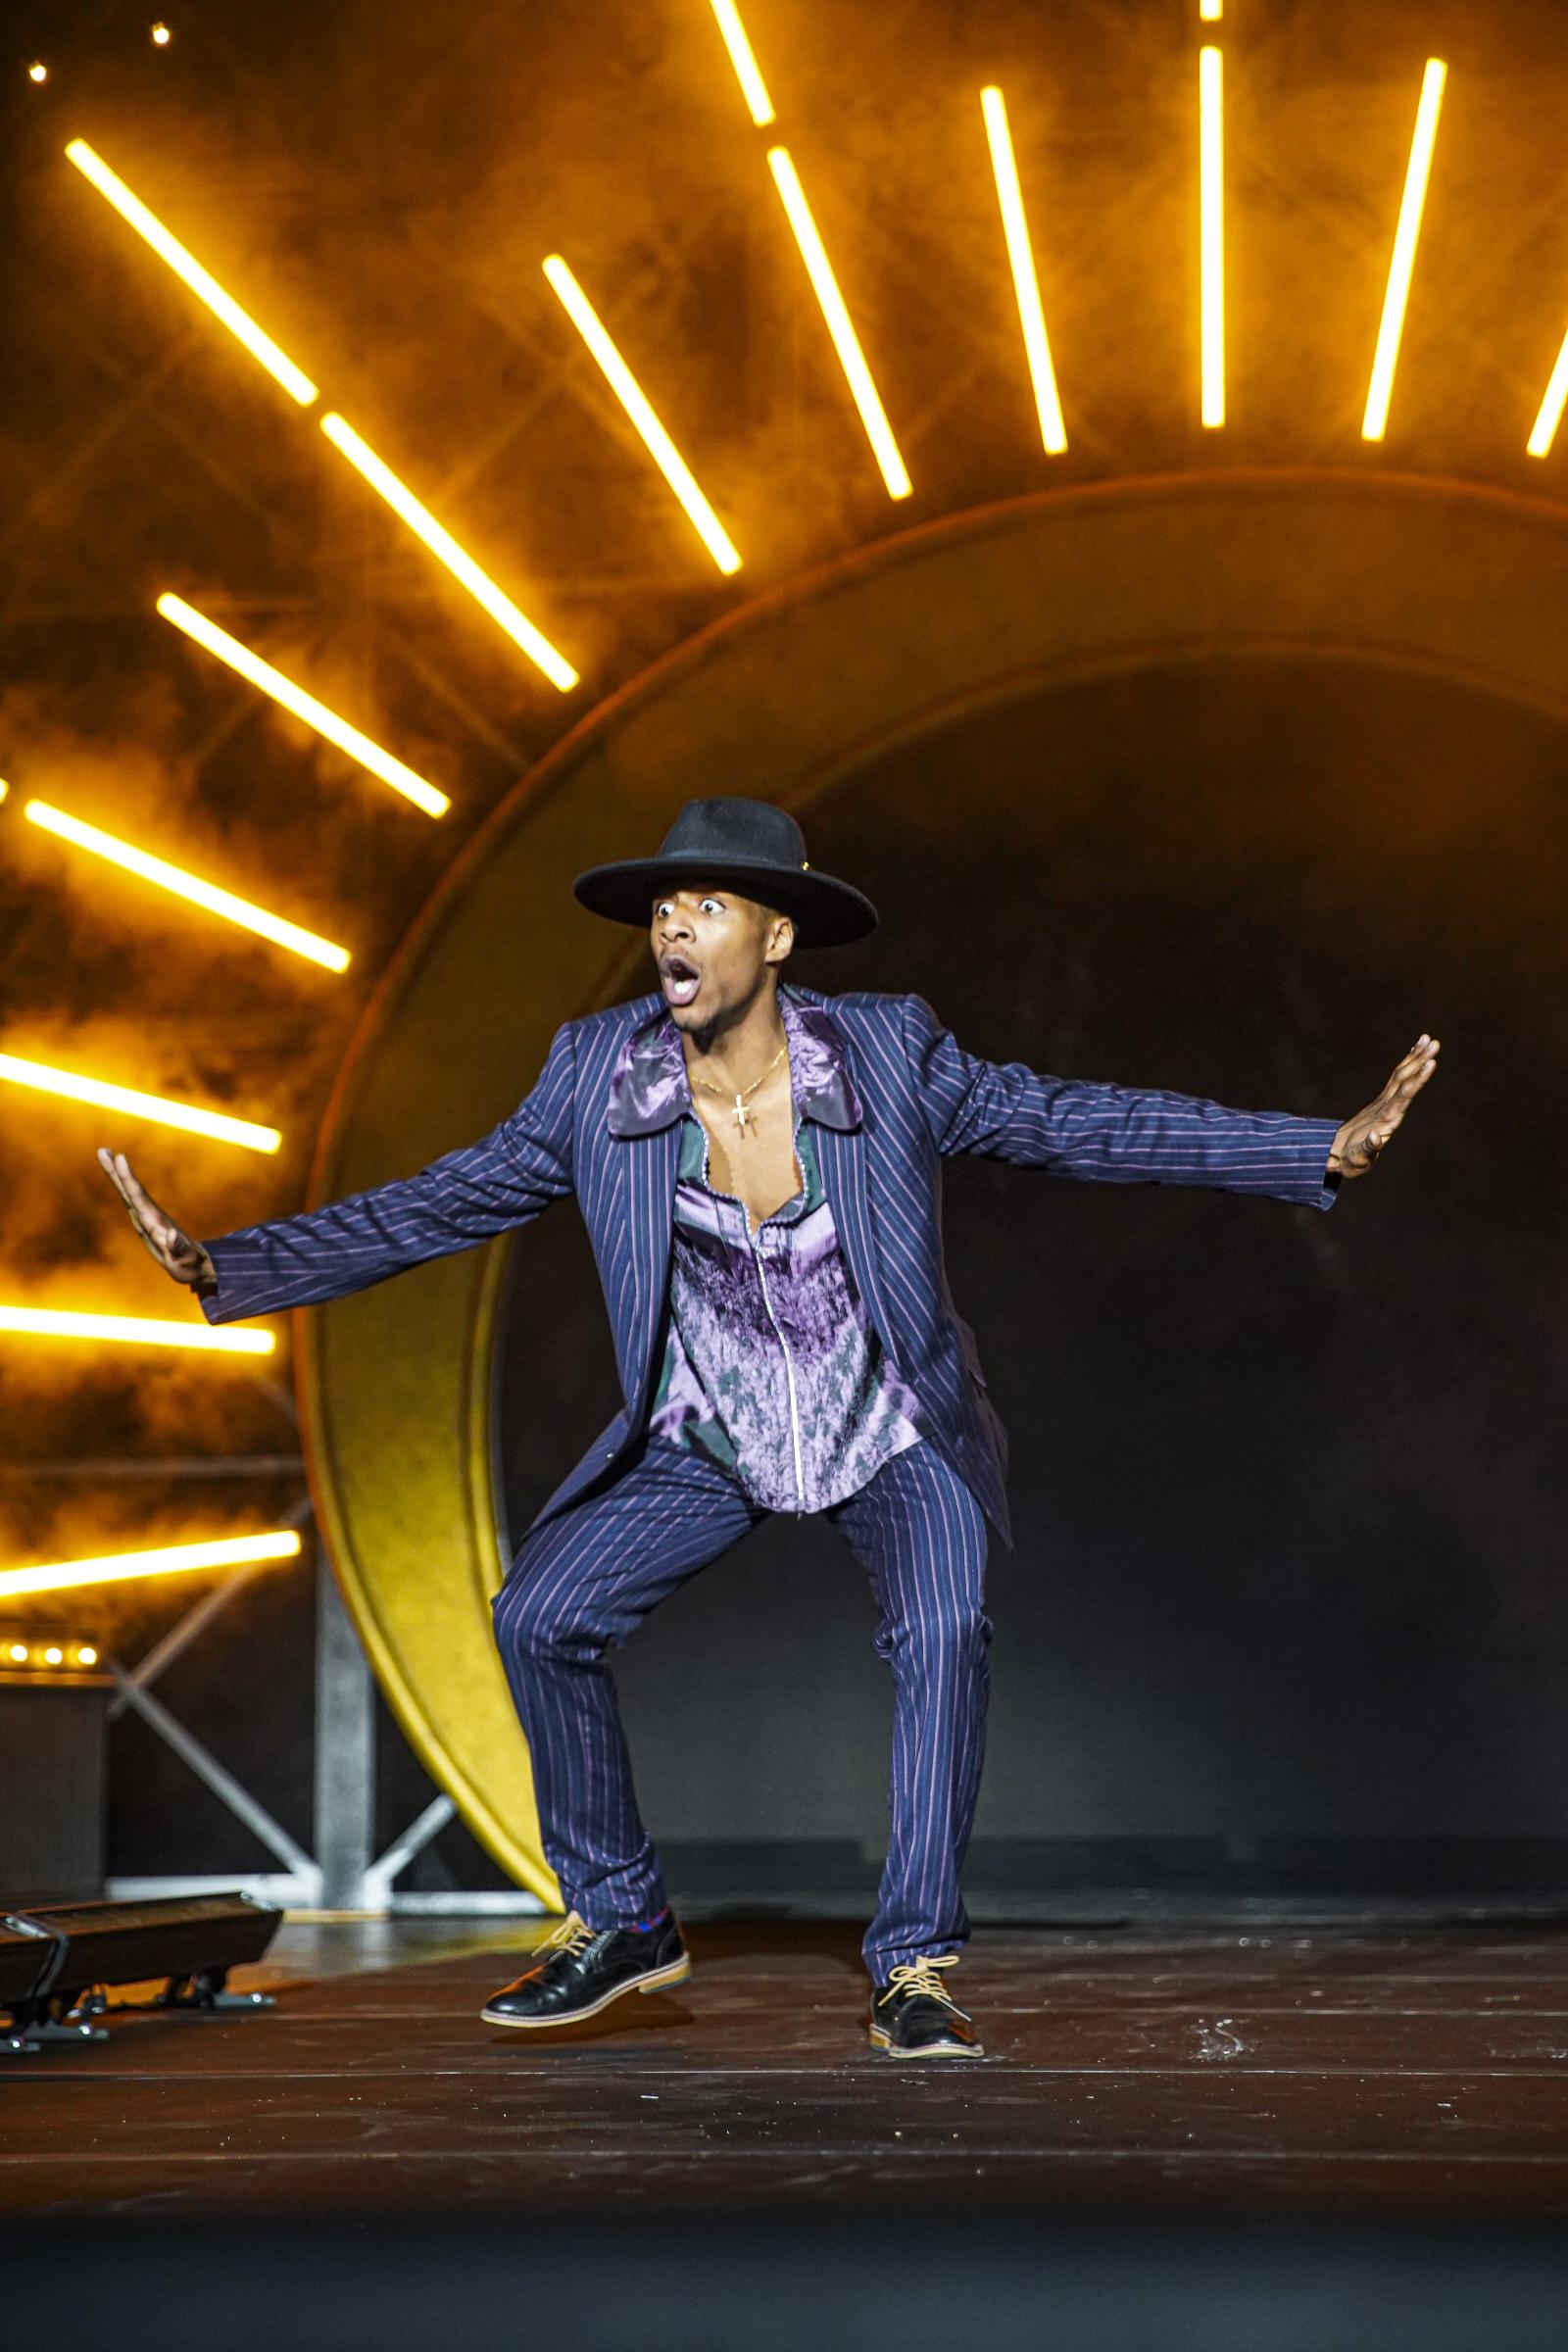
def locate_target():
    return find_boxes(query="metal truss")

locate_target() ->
[8,1449,542,1917]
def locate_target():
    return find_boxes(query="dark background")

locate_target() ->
[1,0,1565,1895]
[499,653,1568,1898]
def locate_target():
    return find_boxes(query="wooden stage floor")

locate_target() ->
[6,1911,1568,2216]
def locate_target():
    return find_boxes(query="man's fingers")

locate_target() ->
[98,1145,182,1264]
[98,1151,154,1238]
[111,1152,165,1231]
[1381,1040,1440,1108]
[97,1144,132,1204]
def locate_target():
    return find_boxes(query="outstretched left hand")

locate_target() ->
[1328,1033,1440,1180]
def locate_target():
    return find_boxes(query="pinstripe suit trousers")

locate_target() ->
[490,1434,991,1984]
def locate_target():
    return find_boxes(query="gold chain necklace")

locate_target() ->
[691,1040,788,1136]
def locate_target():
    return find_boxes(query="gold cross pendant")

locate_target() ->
[732,1097,752,1134]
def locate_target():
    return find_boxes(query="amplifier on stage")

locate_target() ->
[0,1625,110,1904]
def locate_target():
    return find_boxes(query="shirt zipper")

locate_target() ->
[695,1112,808,1514]
[750,1222,807,1515]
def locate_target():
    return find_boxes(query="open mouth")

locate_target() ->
[659,953,702,1009]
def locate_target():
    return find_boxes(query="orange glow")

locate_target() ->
[1362,60,1447,443]
[981,86,1067,456]
[157,594,449,817]
[0,1304,275,1355]
[0,1531,302,1602]
[0,1051,280,1152]
[543,257,741,572]
[709,0,775,124]
[1527,324,1568,457]
[319,414,578,687]
[765,147,910,500]
[24,798,351,971]
[64,140,318,405]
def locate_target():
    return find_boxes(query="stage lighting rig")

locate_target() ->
[0,1892,283,2055]
[0,1627,102,1680]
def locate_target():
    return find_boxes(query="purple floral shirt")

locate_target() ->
[608,990,925,1514]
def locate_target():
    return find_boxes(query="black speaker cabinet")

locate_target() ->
[0,1648,111,1904]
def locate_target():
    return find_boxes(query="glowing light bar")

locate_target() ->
[981,87,1066,457]
[24,799,350,973]
[1200,46,1225,428]
[765,147,910,500]
[543,258,742,574]
[319,414,578,688]
[710,0,775,125]
[157,594,449,817]
[0,1531,300,1603]
[0,1305,274,1356]
[1526,325,1568,458]
[64,140,318,406]
[2,1642,101,1669]
[1200,0,1223,20]
[1362,59,1446,443]
[0,1052,280,1153]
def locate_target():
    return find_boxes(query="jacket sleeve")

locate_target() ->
[898,994,1341,1209]
[198,1021,579,1325]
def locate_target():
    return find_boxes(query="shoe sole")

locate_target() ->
[867,2026,985,2060]
[480,1953,692,2029]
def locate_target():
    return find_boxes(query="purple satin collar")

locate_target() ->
[607,988,862,1139]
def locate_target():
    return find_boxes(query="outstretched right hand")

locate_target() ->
[97,1148,218,1296]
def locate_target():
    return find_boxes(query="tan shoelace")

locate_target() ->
[523,1912,595,1975]
[877,1954,963,2011]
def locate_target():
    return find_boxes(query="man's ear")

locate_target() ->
[764,909,795,966]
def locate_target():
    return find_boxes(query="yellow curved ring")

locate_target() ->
[297,470,1568,1897]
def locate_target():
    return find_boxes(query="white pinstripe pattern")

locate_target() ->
[200,982,1338,1553]
[196,980,1339,1973]
[492,1433,989,1981]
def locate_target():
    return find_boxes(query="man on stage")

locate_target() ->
[100,795,1439,2059]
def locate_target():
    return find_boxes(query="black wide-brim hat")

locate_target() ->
[572,796,877,950]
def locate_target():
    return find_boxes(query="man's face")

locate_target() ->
[651,882,793,1033]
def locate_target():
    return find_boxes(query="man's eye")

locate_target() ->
[700,898,722,914]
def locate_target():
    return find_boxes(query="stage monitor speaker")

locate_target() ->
[1,1892,283,2052]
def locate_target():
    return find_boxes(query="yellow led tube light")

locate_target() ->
[0,1530,300,1602]
[1200,45,1225,428]
[765,148,910,500]
[543,258,742,574]
[981,87,1067,457]
[0,1306,274,1355]
[24,799,350,973]
[0,1052,279,1152]
[156,595,449,817]
[319,415,578,689]
[64,140,318,406]
[1527,325,1568,458]
[710,0,775,125]
[1362,59,1446,443]
[1200,0,1223,20]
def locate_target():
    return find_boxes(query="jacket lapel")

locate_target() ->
[789,994,901,1360]
[605,1006,685,1405]
[624,1122,680,1401]
[812,1119,899,1359]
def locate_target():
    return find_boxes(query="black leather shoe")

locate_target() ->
[481,1909,691,2029]
[868,1955,984,2059]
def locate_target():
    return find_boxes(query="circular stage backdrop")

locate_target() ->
[297,469,1568,1898]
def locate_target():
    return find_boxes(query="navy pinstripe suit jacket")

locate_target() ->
[201,984,1341,1549]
